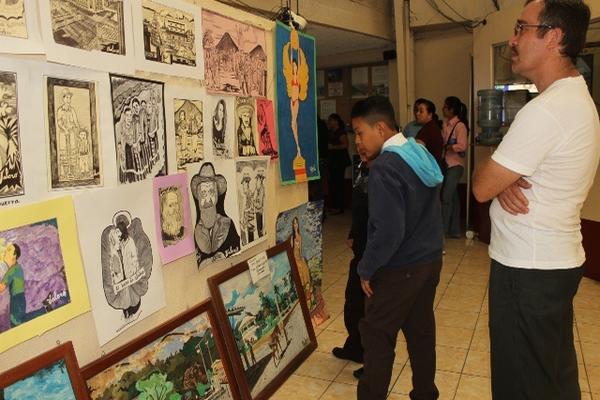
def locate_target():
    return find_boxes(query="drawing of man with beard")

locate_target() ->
[191,162,240,267]
[159,187,185,246]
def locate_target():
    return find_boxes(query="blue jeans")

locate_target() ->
[441,165,463,236]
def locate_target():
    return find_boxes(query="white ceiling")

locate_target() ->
[305,23,394,57]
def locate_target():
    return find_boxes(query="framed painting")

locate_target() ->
[45,76,102,190]
[201,9,267,97]
[0,70,24,199]
[208,241,317,400]
[235,157,269,250]
[275,200,328,327]
[81,300,240,400]
[0,342,88,400]
[0,197,90,353]
[275,22,319,184]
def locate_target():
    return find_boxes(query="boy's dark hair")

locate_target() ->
[12,243,21,259]
[351,96,397,130]
[525,0,591,64]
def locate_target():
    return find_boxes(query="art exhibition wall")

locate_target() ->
[0,0,308,373]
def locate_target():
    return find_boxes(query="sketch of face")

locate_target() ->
[63,93,72,105]
[132,100,140,115]
[124,108,133,126]
[217,102,224,122]
[161,191,183,237]
[117,221,129,241]
[241,110,251,128]
[199,181,218,228]
[179,110,186,122]
[141,100,147,111]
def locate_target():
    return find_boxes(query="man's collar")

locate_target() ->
[382,132,407,151]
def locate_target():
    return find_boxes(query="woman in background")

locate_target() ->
[327,113,350,215]
[414,98,444,167]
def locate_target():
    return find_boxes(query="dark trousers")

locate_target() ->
[489,260,583,400]
[358,260,442,400]
[342,256,365,359]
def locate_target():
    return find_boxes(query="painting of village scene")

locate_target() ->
[212,247,314,398]
[0,218,70,334]
[49,0,126,55]
[202,10,266,97]
[84,304,236,400]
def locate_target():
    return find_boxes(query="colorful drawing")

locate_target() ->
[235,157,269,249]
[276,22,319,184]
[0,0,27,39]
[202,10,266,97]
[211,95,234,158]
[256,98,278,159]
[46,77,102,189]
[0,71,23,198]
[208,243,316,399]
[235,96,258,157]
[110,74,167,184]
[153,173,195,264]
[174,98,203,169]
[82,302,239,400]
[0,197,90,353]
[189,161,240,268]
[276,201,328,327]
[0,342,88,400]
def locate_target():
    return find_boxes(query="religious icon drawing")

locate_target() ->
[46,77,102,189]
[256,98,278,159]
[210,95,234,159]
[0,0,27,39]
[110,74,167,184]
[235,157,269,250]
[235,97,258,157]
[174,98,203,170]
[202,9,267,97]
[0,71,23,198]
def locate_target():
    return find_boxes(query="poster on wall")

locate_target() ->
[188,160,241,269]
[371,65,389,96]
[208,242,317,400]
[38,0,135,73]
[0,0,44,54]
[275,22,319,185]
[174,98,204,169]
[256,98,278,159]
[0,197,90,353]
[45,76,103,190]
[0,70,24,199]
[152,172,194,264]
[209,95,235,159]
[351,66,369,98]
[110,74,167,184]
[75,181,166,346]
[82,301,240,400]
[275,200,328,327]
[202,9,267,97]
[235,96,258,157]
[131,0,204,79]
[235,157,269,251]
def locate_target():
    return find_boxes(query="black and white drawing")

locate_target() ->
[235,158,268,248]
[110,74,166,184]
[49,0,126,55]
[174,98,203,169]
[158,185,185,246]
[211,95,234,159]
[142,0,195,66]
[235,96,258,157]
[0,71,24,199]
[190,162,240,268]
[46,77,102,189]
[0,0,27,39]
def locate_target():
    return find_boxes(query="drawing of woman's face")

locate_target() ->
[217,102,224,121]
[292,217,299,232]
[241,110,251,127]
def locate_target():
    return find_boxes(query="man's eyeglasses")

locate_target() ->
[513,22,554,36]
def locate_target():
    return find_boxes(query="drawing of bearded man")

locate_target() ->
[160,188,184,245]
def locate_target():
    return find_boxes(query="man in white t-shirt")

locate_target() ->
[473,1,599,399]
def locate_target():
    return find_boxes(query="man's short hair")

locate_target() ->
[351,96,398,130]
[526,0,591,64]
[12,243,20,260]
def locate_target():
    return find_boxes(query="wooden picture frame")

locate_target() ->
[208,241,317,400]
[81,300,240,400]
[0,341,88,400]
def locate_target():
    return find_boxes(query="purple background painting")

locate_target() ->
[0,219,70,333]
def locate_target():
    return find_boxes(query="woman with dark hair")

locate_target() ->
[414,99,444,166]
[327,113,350,214]
[441,96,468,238]
[291,216,311,303]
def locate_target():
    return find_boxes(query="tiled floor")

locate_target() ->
[272,213,600,400]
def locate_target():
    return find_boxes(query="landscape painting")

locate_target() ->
[202,10,267,97]
[208,242,316,399]
[0,342,88,400]
[0,71,24,198]
[82,302,239,400]
[276,201,328,327]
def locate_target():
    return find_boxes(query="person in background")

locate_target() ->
[309,117,329,203]
[441,96,468,238]
[473,1,598,398]
[331,141,370,366]
[327,113,350,215]
[415,98,444,167]
[403,98,426,138]
[351,96,443,400]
